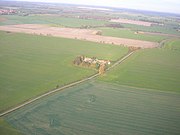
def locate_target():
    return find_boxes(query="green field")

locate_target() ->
[164,39,180,50]
[4,81,180,135]
[0,118,21,135]
[0,15,108,27]
[99,27,167,42]
[1,14,180,135]
[0,31,128,112]
[99,40,180,93]
[1,15,179,36]
[121,23,180,36]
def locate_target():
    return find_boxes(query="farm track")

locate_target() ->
[0,51,135,117]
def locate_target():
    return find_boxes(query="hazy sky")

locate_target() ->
[13,0,180,14]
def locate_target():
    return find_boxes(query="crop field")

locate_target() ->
[99,40,180,93]
[164,39,180,50]
[121,23,180,36]
[3,81,180,135]
[99,27,167,42]
[0,15,108,27]
[1,15,179,36]
[0,31,128,112]
[0,24,159,48]
[1,2,180,135]
[0,118,21,135]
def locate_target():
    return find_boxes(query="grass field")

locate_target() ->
[4,81,180,135]
[0,31,128,112]
[99,40,180,93]
[99,27,167,42]
[0,15,108,27]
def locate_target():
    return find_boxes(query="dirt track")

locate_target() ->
[0,24,159,48]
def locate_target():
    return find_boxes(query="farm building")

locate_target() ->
[83,56,110,65]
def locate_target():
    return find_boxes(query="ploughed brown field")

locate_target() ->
[0,17,7,22]
[0,24,159,48]
[110,18,155,26]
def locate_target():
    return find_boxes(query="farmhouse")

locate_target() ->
[73,55,111,74]
[84,57,93,63]
[81,56,111,74]
[97,59,111,65]
[83,56,110,65]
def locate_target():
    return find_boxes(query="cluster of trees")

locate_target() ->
[128,46,141,52]
[73,56,99,68]
[95,31,102,35]
[99,64,106,74]
[79,23,125,29]
[80,25,92,29]
[73,56,84,65]
[105,23,124,28]
[139,19,160,24]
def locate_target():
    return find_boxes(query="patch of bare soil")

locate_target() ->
[0,24,159,48]
[110,18,155,27]
[0,17,7,22]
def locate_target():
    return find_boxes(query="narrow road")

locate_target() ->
[107,51,134,71]
[0,51,135,117]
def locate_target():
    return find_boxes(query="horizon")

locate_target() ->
[4,0,180,14]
